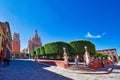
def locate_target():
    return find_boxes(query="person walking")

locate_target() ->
[75,55,79,68]
[6,54,11,66]
[75,58,78,68]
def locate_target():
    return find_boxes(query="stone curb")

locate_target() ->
[31,59,115,74]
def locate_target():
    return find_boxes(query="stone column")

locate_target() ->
[63,47,69,68]
[84,46,91,65]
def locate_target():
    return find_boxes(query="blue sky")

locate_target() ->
[0,0,120,55]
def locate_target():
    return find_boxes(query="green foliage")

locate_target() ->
[40,46,45,56]
[118,56,120,60]
[36,47,40,56]
[30,51,33,57]
[31,40,96,60]
[30,50,36,57]
[69,40,96,55]
[93,52,108,59]
[102,54,108,59]
[44,41,71,55]
[94,52,102,57]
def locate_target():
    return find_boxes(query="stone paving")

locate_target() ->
[0,60,71,80]
[0,59,120,80]
[44,64,120,80]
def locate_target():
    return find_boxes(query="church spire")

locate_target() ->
[35,29,38,38]
[35,29,37,34]
[28,29,42,52]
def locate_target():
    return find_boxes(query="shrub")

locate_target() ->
[93,52,108,59]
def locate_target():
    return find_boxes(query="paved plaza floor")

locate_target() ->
[0,60,71,80]
[0,59,120,80]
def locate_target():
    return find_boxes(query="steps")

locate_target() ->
[67,62,94,71]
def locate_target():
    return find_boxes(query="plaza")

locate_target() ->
[0,59,120,80]
[0,0,120,80]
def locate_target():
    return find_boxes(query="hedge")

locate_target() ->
[44,41,71,55]
[31,40,96,60]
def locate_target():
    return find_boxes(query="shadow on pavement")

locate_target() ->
[113,65,120,69]
[0,60,72,80]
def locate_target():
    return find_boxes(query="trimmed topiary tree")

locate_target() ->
[43,41,72,59]
[69,40,96,56]
[30,50,36,58]
[34,40,96,61]
[36,47,40,56]
[40,46,45,56]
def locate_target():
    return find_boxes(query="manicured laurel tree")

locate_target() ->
[119,56,120,61]
[43,41,72,59]
[30,50,36,57]
[35,47,40,56]
[40,46,45,56]
[69,40,96,56]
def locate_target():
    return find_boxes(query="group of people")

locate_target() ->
[74,54,91,68]
[0,55,11,67]
[74,53,118,69]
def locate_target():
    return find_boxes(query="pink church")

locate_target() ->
[28,30,42,52]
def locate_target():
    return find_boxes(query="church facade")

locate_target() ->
[28,30,42,52]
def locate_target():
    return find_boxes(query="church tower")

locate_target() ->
[28,30,42,52]
[11,33,20,58]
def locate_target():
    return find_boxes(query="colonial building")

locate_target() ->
[11,33,20,58]
[0,22,12,62]
[28,30,42,52]
[97,48,119,62]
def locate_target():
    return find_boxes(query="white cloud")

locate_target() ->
[85,32,103,38]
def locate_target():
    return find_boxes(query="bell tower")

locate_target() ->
[13,33,20,42]
[11,33,20,58]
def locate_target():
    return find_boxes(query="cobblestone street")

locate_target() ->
[0,60,71,80]
[0,60,120,80]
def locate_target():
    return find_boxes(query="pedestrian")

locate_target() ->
[101,58,104,68]
[6,58,10,66]
[6,54,11,66]
[75,55,79,68]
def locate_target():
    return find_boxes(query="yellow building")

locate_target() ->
[0,22,5,62]
[0,22,12,62]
